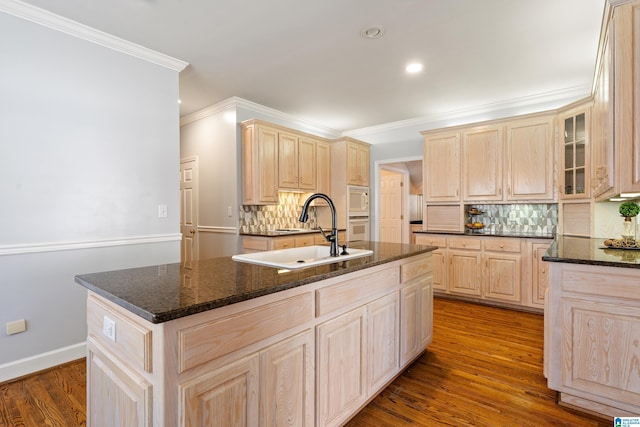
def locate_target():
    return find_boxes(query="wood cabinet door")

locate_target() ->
[298,136,316,190]
[424,131,461,202]
[561,298,640,407]
[278,131,299,189]
[179,354,259,427]
[448,250,481,296]
[316,307,367,427]
[531,243,550,308]
[260,331,314,427]
[346,141,370,186]
[462,126,503,201]
[87,346,152,427]
[482,252,521,303]
[257,126,279,204]
[431,249,447,292]
[367,292,399,393]
[505,116,555,201]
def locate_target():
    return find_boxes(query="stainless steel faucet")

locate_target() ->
[299,193,338,257]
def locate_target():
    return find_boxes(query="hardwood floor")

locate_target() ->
[0,298,610,426]
[347,298,610,427]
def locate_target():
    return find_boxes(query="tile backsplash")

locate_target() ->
[239,192,316,233]
[467,203,557,235]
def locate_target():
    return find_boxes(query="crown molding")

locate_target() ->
[180,96,341,138]
[0,0,188,72]
[343,84,592,140]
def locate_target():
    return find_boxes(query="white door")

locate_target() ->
[180,158,199,267]
[379,170,403,243]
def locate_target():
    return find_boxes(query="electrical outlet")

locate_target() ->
[158,204,168,218]
[227,206,233,217]
[103,316,116,342]
[6,319,26,335]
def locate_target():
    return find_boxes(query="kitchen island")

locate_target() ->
[75,241,435,427]
[543,236,640,418]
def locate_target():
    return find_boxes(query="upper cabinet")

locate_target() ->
[423,130,461,203]
[241,120,279,205]
[504,114,556,201]
[346,139,370,186]
[462,125,503,201]
[278,132,316,191]
[559,102,590,200]
[241,119,330,204]
[592,0,640,200]
[422,113,556,205]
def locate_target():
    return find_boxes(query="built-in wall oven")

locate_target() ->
[347,186,370,241]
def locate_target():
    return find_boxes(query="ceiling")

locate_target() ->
[17,0,606,137]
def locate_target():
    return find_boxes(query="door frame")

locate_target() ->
[373,156,422,243]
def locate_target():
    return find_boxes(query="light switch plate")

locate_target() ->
[6,319,26,335]
[158,204,168,218]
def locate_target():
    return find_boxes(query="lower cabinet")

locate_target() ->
[546,262,640,417]
[415,233,551,310]
[87,345,152,427]
[179,331,313,427]
[85,252,433,427]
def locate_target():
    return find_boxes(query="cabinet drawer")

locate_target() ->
[294,235,315,247]
[316,266,399,317]
[401,254,433,283]
[415,234,447,247]
[242,236,270,252]
[483,238,521,253]
[87,295,152,373]
[272,237,295,250]
[178,292,313,373]
[448,237,481,250]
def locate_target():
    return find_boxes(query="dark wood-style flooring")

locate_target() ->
[0,298,610,426]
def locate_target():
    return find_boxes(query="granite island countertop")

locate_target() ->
[542,235,640,269]
[75,241,436,324]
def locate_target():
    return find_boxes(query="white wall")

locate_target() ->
[180,107,241,257]
[0,10,182,380]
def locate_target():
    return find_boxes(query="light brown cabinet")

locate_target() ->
[415,233,549,310]
[278,132,316,191]
[462,125,503,201]
[85,252,433,427]
[346,139,370,186]
[241,120,279,205]
[423,130,461,203]
[481,238,521,304]
[591,0,640,200]
[546,261,640,417]
[316,140,331,196]
[559,104,590,199]
[504,115,556,201]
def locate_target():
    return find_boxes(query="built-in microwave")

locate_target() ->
[347,186,369,216]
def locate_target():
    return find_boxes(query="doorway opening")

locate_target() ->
[375,157,423,243]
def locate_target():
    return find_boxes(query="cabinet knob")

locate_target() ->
[500,244,504,248]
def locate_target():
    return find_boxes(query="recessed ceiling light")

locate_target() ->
[360,25,385,39]
[406,63,423,74]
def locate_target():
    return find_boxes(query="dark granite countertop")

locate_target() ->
[75,241,436,324]
[413,230,554,239]
[241,228,346,237]
[542,236,640,269]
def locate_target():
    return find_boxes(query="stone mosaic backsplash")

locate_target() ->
[239,192,317,233]
[467,203,557,235]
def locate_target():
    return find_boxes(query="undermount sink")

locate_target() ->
[232,245,373,270]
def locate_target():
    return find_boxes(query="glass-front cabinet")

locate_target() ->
[559,107,590,199]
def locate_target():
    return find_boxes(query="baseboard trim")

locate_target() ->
[0,342,86,384]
